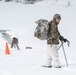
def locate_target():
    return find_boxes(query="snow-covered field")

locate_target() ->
[0,0,76,75]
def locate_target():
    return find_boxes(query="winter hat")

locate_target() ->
[53,14,61,20]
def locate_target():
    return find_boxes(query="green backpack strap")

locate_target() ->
[47,21,52,39]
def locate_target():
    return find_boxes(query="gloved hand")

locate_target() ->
[59,36,64,41]
[63,39,67,42]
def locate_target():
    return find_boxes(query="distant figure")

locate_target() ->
[11,37,20,50]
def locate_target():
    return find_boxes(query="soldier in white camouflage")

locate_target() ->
[45,14,67,68]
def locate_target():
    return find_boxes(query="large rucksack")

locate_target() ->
[34,19,51,40]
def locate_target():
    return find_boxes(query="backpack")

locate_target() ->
[34,19,51,40]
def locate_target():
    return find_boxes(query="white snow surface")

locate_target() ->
[0,0,76,75]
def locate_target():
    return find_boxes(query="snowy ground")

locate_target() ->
[0,0,76,75]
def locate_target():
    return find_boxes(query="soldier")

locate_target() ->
[44,14,67,68]
[11,37,20,50]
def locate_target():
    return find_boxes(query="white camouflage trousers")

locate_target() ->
[46,44,61,67]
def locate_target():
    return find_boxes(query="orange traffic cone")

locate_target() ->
[5,42,10,54]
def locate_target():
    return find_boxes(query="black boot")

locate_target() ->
[42,65,52,68]
[55,66,62,68]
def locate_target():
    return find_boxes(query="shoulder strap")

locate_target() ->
[47,21,52,38]
[48,20,56,30]
[48,21,52,31]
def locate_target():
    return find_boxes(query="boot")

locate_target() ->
[55,66,62,68]
[42,65,52,68]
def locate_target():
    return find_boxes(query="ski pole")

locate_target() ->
[57,39,70,50]
[66,40,70,47]
[61,41,68,67]
[57,42,63,50]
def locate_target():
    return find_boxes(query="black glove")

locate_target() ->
[63,39,67,42]
[59,36,68,43]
